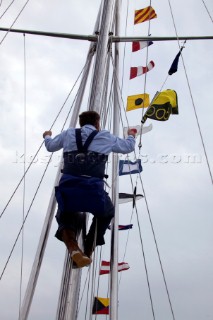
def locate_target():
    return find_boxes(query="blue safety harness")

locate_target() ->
[55,129,108,214]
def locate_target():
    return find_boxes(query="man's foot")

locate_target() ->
[62,229,92,268]
[71,251,92,268]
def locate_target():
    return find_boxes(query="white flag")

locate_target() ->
[123,123,153,138]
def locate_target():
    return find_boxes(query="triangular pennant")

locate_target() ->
[132,40,153,52]
[130,61,155,79]
[99,261,130,275]
[168,45,185,75]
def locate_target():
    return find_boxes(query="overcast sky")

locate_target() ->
[0,0,213,319]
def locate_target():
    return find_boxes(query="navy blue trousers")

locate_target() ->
[55,175,114,247]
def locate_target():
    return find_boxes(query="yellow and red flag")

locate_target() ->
[92,297,110,315]
[134,6,157,24]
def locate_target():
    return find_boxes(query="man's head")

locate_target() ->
[79,111,100,130]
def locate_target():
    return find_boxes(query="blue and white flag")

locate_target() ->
[119,159,142,176]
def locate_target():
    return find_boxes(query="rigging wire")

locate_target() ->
[101,76,114,129]
[89,227,98,320]
[98,88,114,319]
[118,154,176,319]
[0,0,16,20]
[134,201,156,320]
[137,0,154,149]
[0,0,31,45]
[151,40,187,97]
[111,55,176,319]
[141,0,152,117]
[118,156,157,320]
[94,247,103,320]
[167,0,213,185]
[85,264,92,320]
[90,246,99,320]
[118,158,157,319]
[0,61,92,280]
[109,57,157,319]
[129,193,171,320]
[3,0,211,316]
[59,58,115,319]
[18,33,26,320]
[201,0,213,23]
[133,126,177,318]
[76,268,90,318]
[99,54,111,121]
[80,86,120,319]
[0,152,54,281]
[118,182,135,289]
[125,87,178,317]
[137,174,176,320]
[3,1,211,318]
[120,0,130,92]
[90,94,116,320]
[0,61,88,220]
[110,54,129,127]
[111,4,195,315]
[78,93,114,319]
[1,2,210,320]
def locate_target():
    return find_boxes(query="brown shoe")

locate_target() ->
[71,251,92,268]
[62,229,92,268]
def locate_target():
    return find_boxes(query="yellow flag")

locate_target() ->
[126,93,150,112]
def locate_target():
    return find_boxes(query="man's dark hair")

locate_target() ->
[79,111,100,127]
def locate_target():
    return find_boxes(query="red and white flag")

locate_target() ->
[132,40,153,52]
[130,60,155,79]
[99,261,130,275]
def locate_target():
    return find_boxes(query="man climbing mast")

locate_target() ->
[43,111,136,268]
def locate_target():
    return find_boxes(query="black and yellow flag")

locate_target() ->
[92,297,110,315]
[126,93,150,112]
[142,90,178,123]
